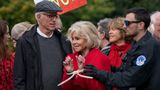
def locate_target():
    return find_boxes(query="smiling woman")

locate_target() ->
[61,21,111,90]
[104,17,131,89]
[107,17,131,65]
[67,21,101,52]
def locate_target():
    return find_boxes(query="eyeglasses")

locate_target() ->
[41,12,58,19]
[124,20,141,27]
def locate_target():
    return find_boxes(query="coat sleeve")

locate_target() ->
[85,52,110,90]
[13,39,26,90]
[95,44,155,87]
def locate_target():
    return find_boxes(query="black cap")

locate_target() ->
[35,1,62,13]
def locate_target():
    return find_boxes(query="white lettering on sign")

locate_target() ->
[49,0,60,6]
[34,0,76,6]
[50,0,76,6]
[61,0,69,5]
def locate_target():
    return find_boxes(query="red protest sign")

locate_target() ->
[51,0,87,14]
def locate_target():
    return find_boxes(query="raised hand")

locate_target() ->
[76,55,85,70]
[63,56,74,73]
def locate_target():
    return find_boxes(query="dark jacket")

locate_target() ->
[96,31,160,90]
[13,25,72,90]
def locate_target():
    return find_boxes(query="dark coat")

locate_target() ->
[13,25,72,90]
[95,31,160,90]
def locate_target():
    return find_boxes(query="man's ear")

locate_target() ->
[138,22,145,30]
[100,32,106,39]
[35,13,41,21]
[37,14,41,19]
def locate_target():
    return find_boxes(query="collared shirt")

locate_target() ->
[37,27,53,38]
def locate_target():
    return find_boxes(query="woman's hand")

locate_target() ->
[76,55,85,70]
[63,56,74,73]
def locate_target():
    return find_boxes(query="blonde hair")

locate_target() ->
[108,17,126,37]
[11,22,33,40]
[67,21,101,49]
[108,17,125,31]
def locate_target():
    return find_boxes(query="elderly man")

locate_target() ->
[150,11,160,42]
[97,18,112,53]
[13,1,72,90]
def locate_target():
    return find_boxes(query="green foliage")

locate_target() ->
[0,0,10,7]
[61,0,115,32]
[0,0,35,30]
[61,0,114,32]
[112,0,160,16]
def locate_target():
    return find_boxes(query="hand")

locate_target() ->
[84,64,109,84]
[84,64,98,78]
[76,55,85,70]
[63,56,74,73]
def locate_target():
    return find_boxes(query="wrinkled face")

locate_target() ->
[109,28,124,43]
[37,12,59,31]
[125,13,140,37]
[71,32,87,52]
[153,16,160,39]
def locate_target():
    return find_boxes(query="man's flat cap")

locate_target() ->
[35,1,62,13]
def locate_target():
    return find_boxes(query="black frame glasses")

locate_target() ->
[124,20,141,27]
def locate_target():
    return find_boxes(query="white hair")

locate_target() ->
[151,11,160,24]
[35,12,43,20]
[67,21,101,49]
[148,11,160,35]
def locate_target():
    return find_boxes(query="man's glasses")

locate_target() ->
[124,20,141,27]
[41,12,58,19]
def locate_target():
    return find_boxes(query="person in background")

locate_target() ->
[0,20,14,90]
[11,21,33,48]
[56,16,63,32]
[13,1,72,90]
[148,11,160,42]
[97,18,112,54]
[84,7,160,90]
[148,11,160,89]
[106,17,131,90]
[61,21,110,90]
[107,17,131,69]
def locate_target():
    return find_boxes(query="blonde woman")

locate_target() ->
[61,21,110,90]
[106,17,131,90]
[107,17,131,69]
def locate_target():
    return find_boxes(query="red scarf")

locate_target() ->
[109,43,131,68]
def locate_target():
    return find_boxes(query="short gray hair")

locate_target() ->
[97,18,112,40]
[35,12,43,20]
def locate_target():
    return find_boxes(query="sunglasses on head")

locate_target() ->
[124,20,141,27]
